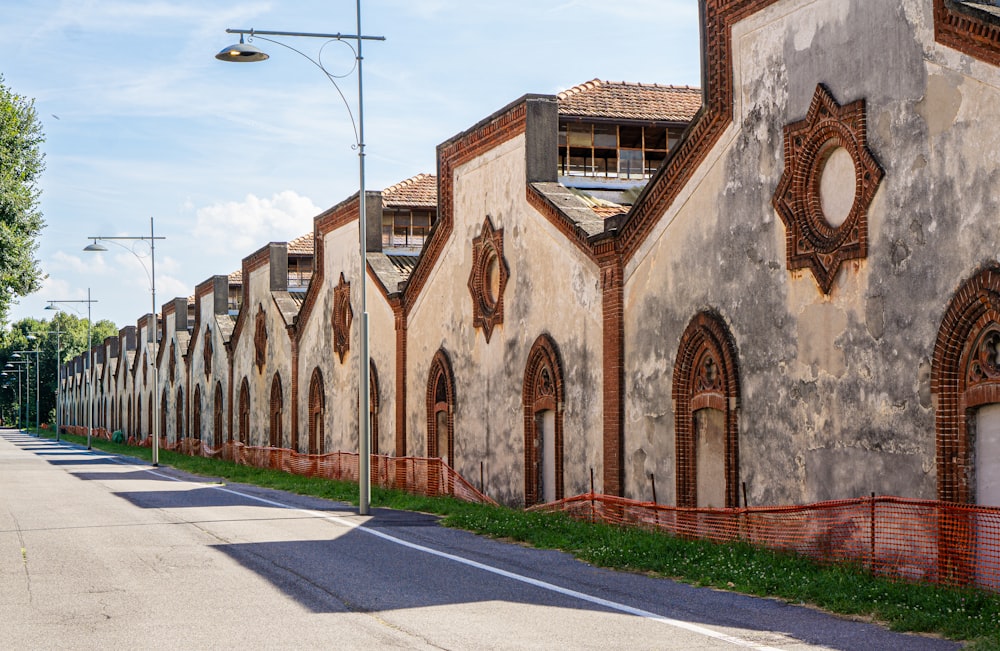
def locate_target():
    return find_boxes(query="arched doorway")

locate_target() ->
[270,373,283,448]
[308,368,324,455]
[672,311,741,508]
[523,334,564,505]
[213,382,224,448]
[193,385,202,443]
[426,350,455,468]
[933,266,1000,505]
[238,378,250,445]
[370,361,380,456]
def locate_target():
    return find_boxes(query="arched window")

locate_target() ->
[213,382,224,448]
[128,398,133,438]
[111,396,116,431]
[308,368,325,455]
[238,378,250,445]
[147,393,152,443]
[523,334,564,505]
[426,350,455,468]
[672,311,741,508]
[193,385,202,443]
[370,361,380,456]
[933,265,1000,505]
[176,387,184,440]
[269,373,283,448]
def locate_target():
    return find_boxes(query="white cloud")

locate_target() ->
[48,250,109,275]
[192,191,320,255]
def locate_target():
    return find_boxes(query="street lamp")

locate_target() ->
[3,361,25,430]
[47,290,97,448]
[83,217,164,465]
[217,2,384,515]
[13,349,40,435]
[34,325,67,441]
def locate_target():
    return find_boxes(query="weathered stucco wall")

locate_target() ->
[406,131,604,505]
[230,262,293,447]
[297,224,362,454]
[625,0,1000,505]
[367,279,397,455]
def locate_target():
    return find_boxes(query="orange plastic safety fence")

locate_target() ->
[531,493,1000,592]
[59,426,495,506]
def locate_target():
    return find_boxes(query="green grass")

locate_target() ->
[43,431,1000,648]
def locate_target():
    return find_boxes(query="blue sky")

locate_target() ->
[2,1,700,328]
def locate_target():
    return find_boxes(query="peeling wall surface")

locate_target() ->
[229,264,293,448]
[367,277,396,455]
[297,225,363,454]
[625,0,1000,505]
[406,132,604,505]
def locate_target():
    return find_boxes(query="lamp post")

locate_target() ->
[47,291,97,448]
[33,326,67,441]
[13,350,40,435]
[84,217,164,465]
[217,2,383,515]
[3,361,25,430]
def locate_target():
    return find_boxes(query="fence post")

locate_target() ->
[870,492,876,574]
[480,460,485,494]
[590,467,596,522]
[650,472,657,505]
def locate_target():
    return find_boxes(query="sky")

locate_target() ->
[2,0,701,329]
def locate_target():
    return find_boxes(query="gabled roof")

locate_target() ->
[557,79,701,123]
[383,173,437,209]
[288,232,315,255]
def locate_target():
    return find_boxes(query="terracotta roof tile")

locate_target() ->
[228,269,242,284]
[383,173,437,208]
[557,79,701,123]
[288,232,315,255]
[592,205,629,220]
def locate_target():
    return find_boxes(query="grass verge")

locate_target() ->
[44,431,1000,648]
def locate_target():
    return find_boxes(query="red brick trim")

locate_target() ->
[935,0,1000,67]
[426,349,456,465]
[307,367,325,455]
[467,215,509,343]
[773,84,883,294]
[332,273,354,363]
[393,301,408,459]
[403,102,527,315]
[370,360,380,456]
[522,334,565,505]
[672,311,741,508]
[597,241,625,496]
[932,265,1000,503]
[290,337,300,451]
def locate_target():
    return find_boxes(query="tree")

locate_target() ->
[1,313,117,428]
[0,74,46,326]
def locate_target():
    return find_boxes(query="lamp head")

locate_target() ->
[84,240,107,252]
[216,34,269,62]
[45,304,57,310]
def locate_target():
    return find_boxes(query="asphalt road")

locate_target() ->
[0,429,963,650]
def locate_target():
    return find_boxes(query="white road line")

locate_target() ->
[76,444,784,651]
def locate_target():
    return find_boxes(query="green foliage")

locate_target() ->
[0,74,46,325]
[48,430,1000,646]
[1,313,117,426]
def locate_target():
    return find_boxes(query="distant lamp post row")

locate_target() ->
[47,290,96,447]
[11,347,39,435]
[28,328,66,441]
[2,360,26,430]
[84,216,164,465]
[216,0,383,515]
